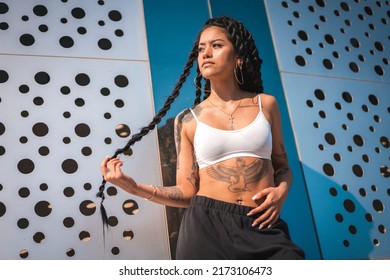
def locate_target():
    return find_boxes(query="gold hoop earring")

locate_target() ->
[234,64,244,85]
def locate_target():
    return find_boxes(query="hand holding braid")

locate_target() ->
[96,44,199,226]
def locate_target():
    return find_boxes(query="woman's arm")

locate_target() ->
[248,94,292,228]
[100,109,199,208]
[269,94,293,197]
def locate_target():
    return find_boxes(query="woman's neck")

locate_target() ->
[209,80,243,102]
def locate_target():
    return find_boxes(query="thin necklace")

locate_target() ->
[208,98,242,129]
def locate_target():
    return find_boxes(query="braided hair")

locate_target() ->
[97,16,264,226]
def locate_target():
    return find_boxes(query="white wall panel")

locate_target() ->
[0,0,147,60]
[0,0,170,259]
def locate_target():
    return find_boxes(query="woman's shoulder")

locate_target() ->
[259,93,281,124]
[260,92,277,103]
[175,108,193,124]
[175,104,201,125]
[176,100,208,120]
[174,106,202,141]
[260,93,279,110]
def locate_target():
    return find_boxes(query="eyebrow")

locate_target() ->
[198,38,226,45]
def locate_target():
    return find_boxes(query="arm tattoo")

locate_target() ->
[157,186,184,202]
[174,107,200,194]
[186,148,199,190]
[167,188,184,201]
[272,142,290,186]
[272,142,288,159]
[192,105,203,116]
[274,167,290,186]
[174,108,193,169]
[205,157,271,193]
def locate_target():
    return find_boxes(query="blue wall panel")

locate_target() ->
[145,0,321,259]
[265,0,389,259]
[143,0,210,258]
[143,0,210,123]
[282,73,389,259]
[210,0,321,259]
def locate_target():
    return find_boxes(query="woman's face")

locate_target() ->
[197,26,238,82]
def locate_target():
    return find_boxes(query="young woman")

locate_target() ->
[100,16,304,260]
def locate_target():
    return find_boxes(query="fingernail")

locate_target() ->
[259,224,264,229]
[251,222,258,227]
[252,195,257,200]
[267,224,272,229]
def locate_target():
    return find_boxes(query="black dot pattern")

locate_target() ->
[283,78,389,259]
[0,1,168,260]
[271,1,389,81]
[0,1,145,58]
[268,1,390,259]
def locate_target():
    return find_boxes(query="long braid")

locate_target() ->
[97,42,199,226]
[240,28,263,93]
[194,68,202,106]
[228,18,263,93]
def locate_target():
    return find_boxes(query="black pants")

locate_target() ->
[176,195,305,260]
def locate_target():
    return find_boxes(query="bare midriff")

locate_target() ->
[196,157,274,207]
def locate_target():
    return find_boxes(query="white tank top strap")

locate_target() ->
[189,108,199,122]
[258,93,263,112]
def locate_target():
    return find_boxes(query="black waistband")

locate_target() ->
[189,195,255,216]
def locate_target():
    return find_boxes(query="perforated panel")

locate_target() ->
[0,0,170,259]
[282,74,389,259]
[265,0,389,259]
[265,0,389,81]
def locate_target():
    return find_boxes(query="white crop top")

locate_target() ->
[190,94,272,169]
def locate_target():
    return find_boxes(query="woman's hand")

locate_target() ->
[247,183,289,229]
[100,156,137,192]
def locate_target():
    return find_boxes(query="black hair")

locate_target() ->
[97,16,263,226]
